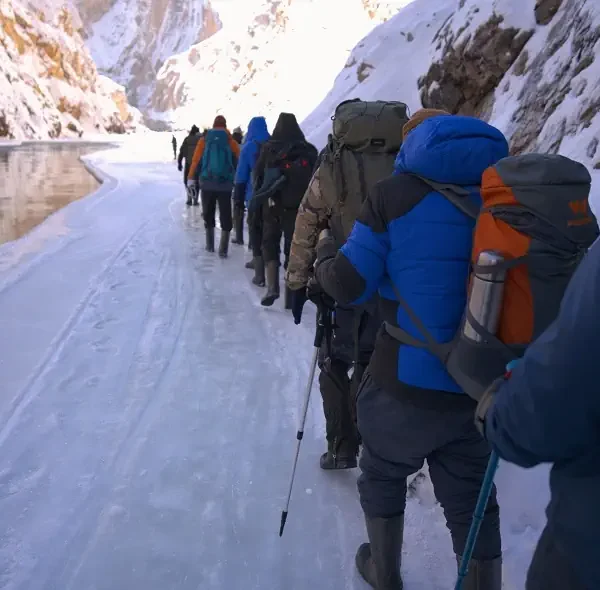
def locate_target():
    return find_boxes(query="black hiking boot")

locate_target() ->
[245,259,255,270]
[261,261,280,306]
[252,256,265,287]
[456,556,502,590]
[186,198,192,206]
[192,197,199,206]
[205,227,215,253]
[320,439,358,470]
[356,515,404,589]
[218,231,230,258]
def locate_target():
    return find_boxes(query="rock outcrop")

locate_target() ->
[0,0,141,139]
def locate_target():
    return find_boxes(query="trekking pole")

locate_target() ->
[279,306,329,537]
[455,251,508,589]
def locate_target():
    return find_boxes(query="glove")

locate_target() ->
[290,288,307,325]
[178,162,183,172]
[474,359,521,435]
[307,276,335,310]
[315,234,337,267]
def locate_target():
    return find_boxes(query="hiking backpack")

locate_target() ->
[199,129,235,184]
[385,153,599,398]
[258,141,317,209]
[319,99,409,245]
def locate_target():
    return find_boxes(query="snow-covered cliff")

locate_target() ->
[145,0,404,131]
[304,0,600,185]
[75,0,222,108]
[0,0,142,140]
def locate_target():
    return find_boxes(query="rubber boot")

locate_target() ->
[355,516,404,589]
[456,556,502,590]
[231,208,244,245]
[261,261,280,306]
[320,438,358,470]
[205,227,215,253]
[252,256,265,287]
[218,231,230,258]
[245,259,255,270]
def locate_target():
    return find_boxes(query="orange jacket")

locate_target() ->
[187,128,241,181]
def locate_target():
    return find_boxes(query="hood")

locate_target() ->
[394,115,509,186]
[271,113,305,142]
[246,117,270,143]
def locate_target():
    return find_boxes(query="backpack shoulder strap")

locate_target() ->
[415,175,480,220]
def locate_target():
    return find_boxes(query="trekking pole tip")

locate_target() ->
[279,511,288,537]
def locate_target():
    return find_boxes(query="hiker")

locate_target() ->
[188,115,241,257]
[464,158,599,590]
[178,125,202,205]
[251,112,317,306]
[312,110,509,589]
[286,99,409,470]
[172,134,177,160]
[232,126,244,144]
[232,116,270,272]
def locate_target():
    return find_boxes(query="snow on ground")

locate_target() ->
[0,134,549,588]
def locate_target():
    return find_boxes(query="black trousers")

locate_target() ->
[356,372,501,561]
[526,526,587,590]
[318,306,380,445]
[261,201,297,267]
[201,190,233,231]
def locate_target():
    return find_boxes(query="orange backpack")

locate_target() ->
[385,154,599,397]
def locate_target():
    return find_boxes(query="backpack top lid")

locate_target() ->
[331,99,409,152]
[482,153,598,248]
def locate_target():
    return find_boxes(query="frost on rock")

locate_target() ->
[419,8,534,117]
[0,0,142,139]
[506,0,600,157]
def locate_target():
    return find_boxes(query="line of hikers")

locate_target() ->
[178,101,599,590]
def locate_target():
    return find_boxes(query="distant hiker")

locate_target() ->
[461,155,599,590]
[312,111,509,589]
[250,112,317,306]
[188,115,241,257]
[285,99,409,471]
[232,117,270,276]
[232,127,244,144]
[172,134,177,160]
[177,125,202,206]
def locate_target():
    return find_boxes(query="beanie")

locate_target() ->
[402,108,450,140]
[213,115,227,128]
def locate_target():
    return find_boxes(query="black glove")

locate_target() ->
[290,288,308,325]
[178,162,183,172]
[315,235,337,266]
[307,277,335,310]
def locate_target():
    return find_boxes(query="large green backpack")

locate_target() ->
[319,99,409,245]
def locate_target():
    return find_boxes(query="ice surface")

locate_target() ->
[0,134,548,588]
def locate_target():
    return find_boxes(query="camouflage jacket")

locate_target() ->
[285,165,333,291]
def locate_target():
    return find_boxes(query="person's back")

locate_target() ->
[232,116,270,260]
[254,112,317,307]
[188,115,241,257]
[314,111,509,589]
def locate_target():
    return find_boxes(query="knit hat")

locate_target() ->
[213,115,227,128]
[190,124,199,134]
[402,108,450,140]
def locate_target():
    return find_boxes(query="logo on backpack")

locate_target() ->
[385,153,599,399]
[200,129,235,184]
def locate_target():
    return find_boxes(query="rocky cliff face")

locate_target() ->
[0,0,141,140]
[146,0,401,131]
[75,0,222,108]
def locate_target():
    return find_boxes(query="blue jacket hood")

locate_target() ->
[245,117,270,144]
[394,115,509,185]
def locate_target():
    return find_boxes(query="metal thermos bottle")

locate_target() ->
[462,251,506,342]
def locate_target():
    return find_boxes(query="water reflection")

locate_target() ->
[0,144,111,245]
